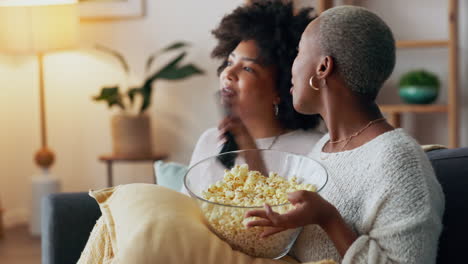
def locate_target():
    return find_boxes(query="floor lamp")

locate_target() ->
[0,0,79,235]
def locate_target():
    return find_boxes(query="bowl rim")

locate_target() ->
[183,148,328,209]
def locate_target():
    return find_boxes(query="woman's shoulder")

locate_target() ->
[189,127,219,166]
[369,129,442,197]
[198,127,218,142]
[370,129,426,162]
[194,127,220,150]
[359,130,443,218]
[362,129,424,170]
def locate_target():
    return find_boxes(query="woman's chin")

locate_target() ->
[293,101,316,115]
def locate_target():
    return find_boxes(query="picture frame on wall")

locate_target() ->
[79,0,146,21]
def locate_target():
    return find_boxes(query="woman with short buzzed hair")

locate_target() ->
[246,6,444,264]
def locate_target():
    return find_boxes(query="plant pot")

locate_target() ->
[111,114,153,157]
[399,85,438,104]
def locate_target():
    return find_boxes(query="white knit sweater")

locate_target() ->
[291,129,445,264]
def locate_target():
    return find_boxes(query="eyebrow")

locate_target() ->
[229,52,259,64]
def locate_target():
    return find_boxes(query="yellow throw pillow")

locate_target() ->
[77,216,114,264]
[88,184,294,264]
[82,183,337,264]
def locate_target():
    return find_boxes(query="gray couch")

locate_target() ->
[41,147,468,264]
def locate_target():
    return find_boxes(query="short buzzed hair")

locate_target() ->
[319,6,396,99]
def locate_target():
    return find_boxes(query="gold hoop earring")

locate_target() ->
[309,76,319,91]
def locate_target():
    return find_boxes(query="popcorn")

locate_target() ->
[198,164,317,258]
[202,164,316,207]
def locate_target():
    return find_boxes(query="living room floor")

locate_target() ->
[0,225,41,264]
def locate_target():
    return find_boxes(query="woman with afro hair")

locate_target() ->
[187,0,323,171]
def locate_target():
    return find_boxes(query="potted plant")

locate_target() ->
[398,69,440,104]
[93,42,204,157]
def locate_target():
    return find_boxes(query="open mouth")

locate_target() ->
[221,87,236,97]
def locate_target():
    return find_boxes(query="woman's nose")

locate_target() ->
[223,66,237,82]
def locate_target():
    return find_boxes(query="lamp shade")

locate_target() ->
[0,0,78,54]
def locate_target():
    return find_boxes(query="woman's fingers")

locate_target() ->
[245,204,277,219]
[261,227,287,238]
[288,190,310,205]
[218,128,227,140]
[218,117,239,136]
[218,115,257,150]
[264,203,274,215]
[246,218,272,228]
[245,204,305,237]
[218,117,234,143]
[245,209,268,219]
[263,204,283,225]
[217,138,227,148]
[245,204,283,226]
[218,117,231,131]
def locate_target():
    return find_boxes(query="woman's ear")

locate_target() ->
[316,55,334,80]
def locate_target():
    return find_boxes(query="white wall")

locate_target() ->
[458,0,468,147]
[367,0,467,147]
[0,0,466,227]
[0,0,244,227]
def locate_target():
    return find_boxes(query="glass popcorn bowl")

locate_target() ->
[184,149,328,259]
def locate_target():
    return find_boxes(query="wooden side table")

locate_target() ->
[99,153,168,187]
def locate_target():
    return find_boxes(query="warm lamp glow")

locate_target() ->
[0,0,79,236]
[0,0,78,54]
[0,0,79,172]
[0,0,77,6]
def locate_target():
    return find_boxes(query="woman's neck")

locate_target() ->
[242,115,287,139]
[322,99,384,143]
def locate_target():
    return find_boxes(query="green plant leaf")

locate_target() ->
[145,54,157,75]
[95,44,130,75]
[93,86,125,110]
[155,64,204,80]
[140,51,188,113]
[145,42,191,75]
[139,82,153,113]
[127,87,142,104]
[139,51,205,113]
[399,70,440,89]
[161,41,190,52]
[147,52,187,83]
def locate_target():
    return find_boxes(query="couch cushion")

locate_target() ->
[154,161,187,191]
[427,147,468,264]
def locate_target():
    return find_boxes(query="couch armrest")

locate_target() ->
[427,147,468,264]
[41,192,101,264]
